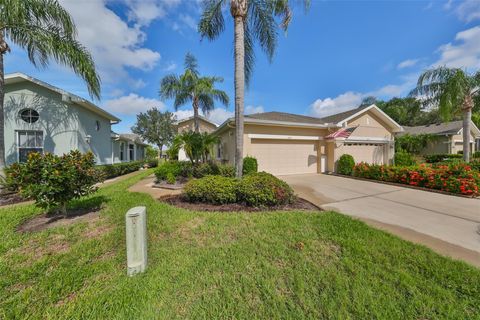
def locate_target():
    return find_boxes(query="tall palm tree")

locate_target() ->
[198,0,309,177]
[0,0,100,177]
[410,67,480,162]
[159,53,229,133]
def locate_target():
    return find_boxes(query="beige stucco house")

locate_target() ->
[214,104,403,175]
[174,115,218,161]
[399,120,480,155]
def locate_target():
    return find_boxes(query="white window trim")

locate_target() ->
[16,130,44,162]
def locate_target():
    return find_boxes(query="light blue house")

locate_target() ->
[4,73,146,165]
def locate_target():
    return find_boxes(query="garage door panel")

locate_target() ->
[250,139,318,175]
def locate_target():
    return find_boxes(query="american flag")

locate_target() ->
[326,126,357,139]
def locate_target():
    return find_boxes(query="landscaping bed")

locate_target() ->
[0,192,26,207]
[160,194,320,212]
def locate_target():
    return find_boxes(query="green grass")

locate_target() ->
[1,170,479,319]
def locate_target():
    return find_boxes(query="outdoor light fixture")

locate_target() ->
[85,134,92,144]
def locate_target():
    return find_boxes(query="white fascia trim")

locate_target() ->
[248,134,324,140]
[457,122,480,137]
[245,118,334,128]
[341,136,392,144]
[453,139,475,143]
[336,104,404,132]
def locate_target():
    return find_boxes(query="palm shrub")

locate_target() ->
[4,151,102,214]
[242,156,258,175]
[337,154,355,175]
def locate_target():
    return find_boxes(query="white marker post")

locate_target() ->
[126,206,147,276]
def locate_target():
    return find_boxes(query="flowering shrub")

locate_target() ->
[352,162,480,196]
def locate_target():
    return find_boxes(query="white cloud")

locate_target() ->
[103,94,166,115]
[164,62,177,72]
[434,26,480,70]
[245,105,264,114]
[309,92,364,118]
[179,14,197,30]
[59,0,161,83]
[452,0,480,23]
[397,59,419,69]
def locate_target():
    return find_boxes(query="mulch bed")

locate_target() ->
[0,192,27,207]
[17,207,103,233]
[159,194,321,212]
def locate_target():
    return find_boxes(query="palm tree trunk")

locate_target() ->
[193,99,200,133]
[0,49,5,180]
[232,1,247,178]
[462,106,472,162]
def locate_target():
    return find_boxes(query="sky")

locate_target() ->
[5,0,480,133]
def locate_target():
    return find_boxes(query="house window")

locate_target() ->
[217,143,222,159]
[17,131,43,162]
[19,109,40,124]
[129,144,135,161]
[95,120,101,131]
[120,142,125,161]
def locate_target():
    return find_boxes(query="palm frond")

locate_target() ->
[159,74,181,100]
[249,0,277,62]
[198,0,226,40]
[243,22,255,86]
[184,52,199,75]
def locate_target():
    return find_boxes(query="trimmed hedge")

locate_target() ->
[394,150,417,166]
[243,156,258,175]
[238,172,295,206]
[353,162,480,196]
[337,154,355,175]
[183,175,238,204]
[424,154,462,163]
[97,160,148,179]
[155,161,236,183]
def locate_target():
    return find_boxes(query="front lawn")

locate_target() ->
[0,170,479,319]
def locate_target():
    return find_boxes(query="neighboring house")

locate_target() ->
[3,73,146,165]
[111,133,148,163]
[174,115,218,161]
[214,104,403,175]
[399,120,480,155]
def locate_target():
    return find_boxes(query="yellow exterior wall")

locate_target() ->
[177,118,217,134]
[347,111,393,140]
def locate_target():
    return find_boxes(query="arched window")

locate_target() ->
[19,109,40,124]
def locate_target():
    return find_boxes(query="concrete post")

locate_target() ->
[126,206,147,276]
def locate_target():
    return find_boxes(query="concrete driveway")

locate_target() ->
[281,173,480,266]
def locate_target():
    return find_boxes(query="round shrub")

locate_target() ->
[238,172,294,207]
[166,172,176,184]
[243,156,258,175]
[155,161,181,181]
[183,175,238,204]
[218,164,235,177]
[338,154,355,175]
[193,162,213,178]
[394,150,416,166]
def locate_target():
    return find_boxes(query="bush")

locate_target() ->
[183,175,238,204]
[243,156,258,175]
[166,172,176,184]
[352,162,480,196]
[424,154,462,163]
[238,172,294,206]
[155,161,182,181]
[97,161,144,179]
[4,151,103,214]
[337,154,355,175]
[193,162,213,178]
[218,164,235,177]
[394,150,416,166]
[473,151,480,159]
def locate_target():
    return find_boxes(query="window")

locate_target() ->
[19,109,40,124]
[129,144,135,161]
[120,143,125,161]
[95,120,101,131]
[216,143,222,159]
[18,131,43,162]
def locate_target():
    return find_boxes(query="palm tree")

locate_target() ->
[159,53,229,133]
[0,0,100,177]
[410,67,480,162]
[198,0,309,177]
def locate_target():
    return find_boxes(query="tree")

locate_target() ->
[410,67,480,162]
[170,131,219,164]
[131,108,176,158]
[199,0,309,177]
[0,0,101,177]
[159,53,229,133]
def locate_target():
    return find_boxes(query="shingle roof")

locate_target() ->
[245,112,327,124]
[319,105,370,124]
[400,121,463,136]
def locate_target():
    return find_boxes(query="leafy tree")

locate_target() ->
[199,0,309,177]
[131,108,176,158]
[379,97,432,126]
[395,133,438,154]
[0,0,100,176]
[145,145,159,160]
[159,53,228,133]
[360,96,381,107]
[410,67,480,161]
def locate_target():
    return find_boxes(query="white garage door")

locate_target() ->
[250,139,318,175]
[343,143,385,164]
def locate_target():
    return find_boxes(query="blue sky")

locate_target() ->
[5,0,480,133]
